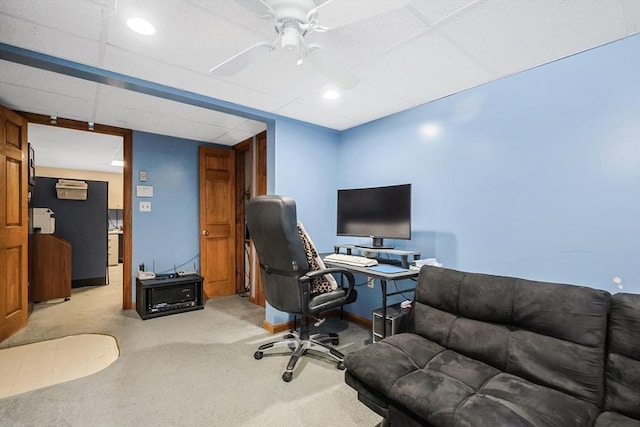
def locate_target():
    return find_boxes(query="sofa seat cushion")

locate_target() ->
[345,332,601,426]
[344,333,446,396]
[453,373,601,426]
[594,412,640,427]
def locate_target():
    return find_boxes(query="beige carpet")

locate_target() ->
[0,333,119,398]
[0,265,382,426]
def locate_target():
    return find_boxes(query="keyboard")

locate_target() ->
[323,253,378,267]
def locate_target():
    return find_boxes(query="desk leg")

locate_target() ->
[380,279,388,339]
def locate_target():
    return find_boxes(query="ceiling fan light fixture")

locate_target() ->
[280,26,299,51]
[127,17,155,36]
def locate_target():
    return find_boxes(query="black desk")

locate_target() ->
[323,259,419,338]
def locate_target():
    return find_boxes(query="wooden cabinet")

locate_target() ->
[29,234,72,302]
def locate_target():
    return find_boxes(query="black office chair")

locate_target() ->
[246,195,357,382]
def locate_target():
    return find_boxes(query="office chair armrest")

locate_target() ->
[300,267,356,301]
[301,268,356,298]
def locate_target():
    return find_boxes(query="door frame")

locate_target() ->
[20,113,134,309]
[232,131,267,306]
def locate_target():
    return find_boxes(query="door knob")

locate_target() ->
[202,230,209,236]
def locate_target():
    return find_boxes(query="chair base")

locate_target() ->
[254,329,346,382]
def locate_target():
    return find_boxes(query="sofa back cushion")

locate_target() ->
[603,293,640,419]
[411,266,611,405]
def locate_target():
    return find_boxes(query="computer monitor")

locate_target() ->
[336,184,411,249]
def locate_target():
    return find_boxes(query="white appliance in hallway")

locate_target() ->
[32,208,55,234]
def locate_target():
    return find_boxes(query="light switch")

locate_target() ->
[139,201,151,212]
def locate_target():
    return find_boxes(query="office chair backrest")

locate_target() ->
[246,195,310,314]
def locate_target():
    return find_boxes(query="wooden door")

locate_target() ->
[199,146,236,298]
[0,105,28,342]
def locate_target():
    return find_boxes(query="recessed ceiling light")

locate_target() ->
[127,17,155,36]
[323,90,340,100]
[111,160,125,167]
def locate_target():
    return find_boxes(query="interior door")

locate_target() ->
[199,146,236,298]
[0,105,29,342]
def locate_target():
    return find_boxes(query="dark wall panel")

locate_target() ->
[32,177,108,287]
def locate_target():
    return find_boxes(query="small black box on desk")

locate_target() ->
[373,303,410,343]
[136,274,204,320]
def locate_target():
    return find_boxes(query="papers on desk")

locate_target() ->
[367,264,409,274]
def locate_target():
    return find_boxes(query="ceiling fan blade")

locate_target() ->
[209,42,273,77]
[307,48,359,90]
[312,0,410,30]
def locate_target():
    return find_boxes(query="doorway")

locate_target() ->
[22,112,134,310]
[233,131,267,306]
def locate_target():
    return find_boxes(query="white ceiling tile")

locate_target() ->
[233,119,268,134]
[621,0,640,33]
[438,0,631,76]
[0,0,104,40]
[306,5,425,68]
[0,13,101,65]
[95,86,253,143]
[293,81,415,128]
[355,31,492,106]
[106,0,272,76]
[221,48,329,97]
[214,128,260,145]
[276,100,359,131]
[102,45,291,113]
[0,60,98,100]
[0,81,95,122]
[408,0,478,25]
[1,0,638,152]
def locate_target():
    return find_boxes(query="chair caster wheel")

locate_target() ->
[331,338,339,345]
[254,351,263,360]
[337,361,345,370]
[282,372,293,382]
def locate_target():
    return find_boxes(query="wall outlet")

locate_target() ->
[368,277,374,288]
[139,201,151,212]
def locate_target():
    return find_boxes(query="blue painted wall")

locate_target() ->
[337,35,640,319]
[264,119,342,323]
[125,35,639,325]
[131,131,227,300]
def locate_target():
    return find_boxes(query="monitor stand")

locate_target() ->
[355,237,394,250]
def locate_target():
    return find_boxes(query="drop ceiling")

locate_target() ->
[1,0,639,157]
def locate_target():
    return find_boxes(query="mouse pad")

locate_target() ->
[367,264,408,273]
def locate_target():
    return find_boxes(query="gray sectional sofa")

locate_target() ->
[344,266,640,426]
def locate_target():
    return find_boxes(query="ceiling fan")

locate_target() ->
[209,0,409,90]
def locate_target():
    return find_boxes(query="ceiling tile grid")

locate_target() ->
[101,44,292,114]
[0,9,101,65]
[436,0,632,77]
[1,0,639,171]
[0,60,98,100]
